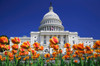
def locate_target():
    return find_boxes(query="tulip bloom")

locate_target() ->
[27,47,32,52]
[49,36,59,44]
[11,37,21,44]
[59,49,62,53]
[21,41,30,49]
[44,53,50,58]
[0,44,6,49]
[0,55,2,60]
[85,46,91,50]
[8,52,14,58]
[74,60,78,63]
[72,44,77,50]
[12,44,18,50]
[12,50,17,54]
[23,41,30,47]
[72,54,76,58]
[53,45,59,50]
[19,48,25,52]
[3,51,10,55]
[77,43,85,50]
[5,45,10,50]
[52,52,57,57]
[39,46,44,51]
[64,43,70,48]
[31,50,37,55]
[66,48,71,52]
[33,42,40,48]
[0,36,8,44]
[95,40,100,46]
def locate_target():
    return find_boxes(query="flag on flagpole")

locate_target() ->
[51,26,54,30]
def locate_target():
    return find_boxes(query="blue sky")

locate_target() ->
[0,0,100,39]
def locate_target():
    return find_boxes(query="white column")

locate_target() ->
[46,36,50,46]
[40,36,44,46]
[60,35,63,48]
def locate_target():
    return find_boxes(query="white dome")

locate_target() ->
[39,5,64,31]
[43,11,60,20]
[43,6,60,20]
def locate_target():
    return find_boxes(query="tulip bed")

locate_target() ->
[0,35,100,66]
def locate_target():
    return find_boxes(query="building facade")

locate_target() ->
[10,5,96,54]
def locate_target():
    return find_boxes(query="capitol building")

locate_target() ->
[10,4,96,54]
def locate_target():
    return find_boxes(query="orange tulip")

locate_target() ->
[27,47,32,52]
[64,43,70,48]
[12,44,18,50]
[53,45,59,50]
[23,41,30,47]
[1,57,6,61]
[75,51,79,55]
[31,55,39,59]
[0,36,8,44]
[12,50,17,54]
[3,51,9,55]
[0,44,6,49]
[23,57,26,61]
[26,56,29,59]
[66,48,71,52]
[46,60,50,62]
[44,53,50,58]
[49,43,54,48]
[85,46,91,50]
[0,55,2,59]
[5,45,10,50]
[8,52,14,58]
[49,36,59,44]
[59,49,62,53]
[11,37,21,44]
[33,42,40,48]
[52,52,57,57]
[72,54,76,58]
[53,57,55,60]
[64,55,69,59]
[93,44,97,49]
[36,54,40,58]
[74,60,78,63]
[95,40,100,46]
[19,48,25,52]
[66,52,71,55]
[25,51,29,55]
[21,41,30,49]
[94,53,98,58]
[39,46,44,51]
[77,43,85,50]
[72,44,77,50]
[50,58,53,60]
[86,49,93,54]
[31,50,37,55]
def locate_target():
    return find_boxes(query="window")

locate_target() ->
[64,40,66,44]
[44,36,46,44]
[34,36,36,38]
[73,41,75,44]
[44,40,46,44]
